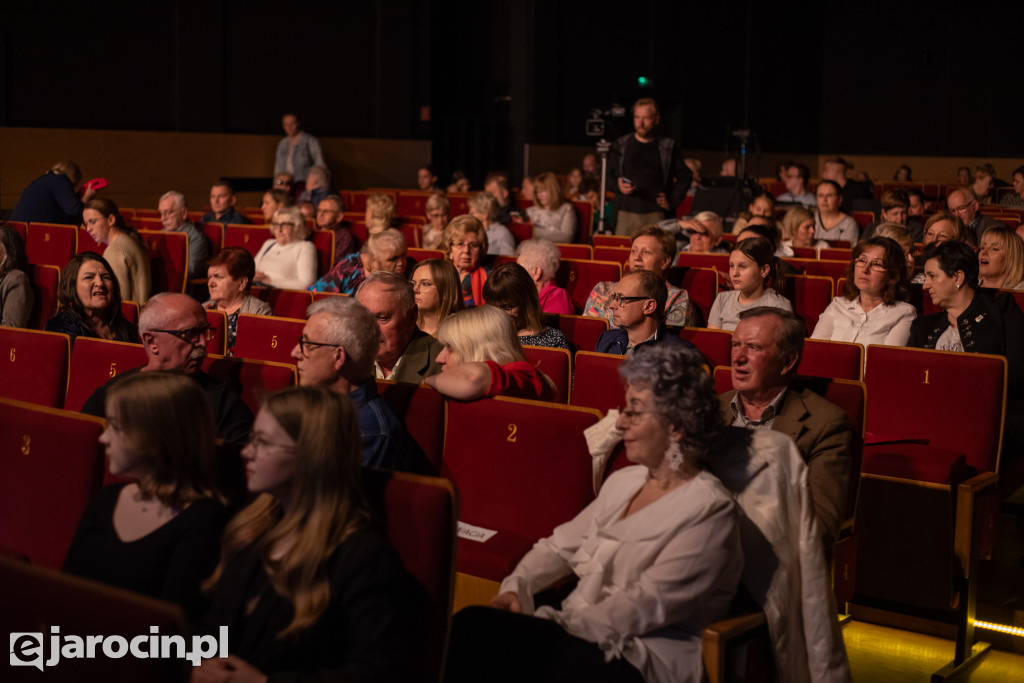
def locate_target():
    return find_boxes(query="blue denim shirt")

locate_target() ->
[350,380,428,473]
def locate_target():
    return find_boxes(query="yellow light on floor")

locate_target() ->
[973,620,1024,638]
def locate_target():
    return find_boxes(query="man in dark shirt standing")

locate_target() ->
[608,98,690,237]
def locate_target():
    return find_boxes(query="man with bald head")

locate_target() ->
[81,293,253,444]
[356,271,443,384]
[946,187,1006,241]
[290,296,427,472]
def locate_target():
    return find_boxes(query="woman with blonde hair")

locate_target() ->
[421,192,450,249]
[978,226,1024,290]
[444,215,490,306]
[63,372,228,623]
[196,386,421,681]
[469,191,516,255]
[410,258,464,336]
[81,197,151,303]
[254,205,317,289]
[365,193,397,234]
[424,305,556,401]
[779,205,827,256]
[525,171,577,243]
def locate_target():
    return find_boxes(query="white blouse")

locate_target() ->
[811,296,917,346]
[707,289,793,331]
[499,467,741,683]
[253,239,317,290]
[525,202,577,243]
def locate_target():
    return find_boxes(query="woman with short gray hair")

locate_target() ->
[515,238,573,314]
[253,206,317,289]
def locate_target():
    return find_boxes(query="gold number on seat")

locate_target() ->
[9,347,14,362]
[21,435,30,455]
[507,423,518,443]
[923,369,930,385]
[271,334,278,349]
[244,234,250,243]
[44,233,51,242]
[568,269,575,282]
[109,362,118,377]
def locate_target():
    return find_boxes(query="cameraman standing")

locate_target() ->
[609,98,691,236]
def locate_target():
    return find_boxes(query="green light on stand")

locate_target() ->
[638,75,652,88]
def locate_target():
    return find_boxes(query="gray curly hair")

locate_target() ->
[618,344,721,468]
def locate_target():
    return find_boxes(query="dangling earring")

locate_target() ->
[665,441,683,472]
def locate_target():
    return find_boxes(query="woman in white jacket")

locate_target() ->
[253,206,317,290]
[445,344,743,683]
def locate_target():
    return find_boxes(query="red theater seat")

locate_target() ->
[201,355,297,415]
[205,308,228,356]
[557,243,593,260]
[521,345,571,404]
[571,351,624,414]
[544,314,608,353]
[800,338,863,380]
[27,222,77,268]
[64,338,148,412]
[783,274,834,333]
[233,314,305,366]
[558,258,620,314]
[251,287,313,318]
[376,380,447,475]
[30,264,61,329]
[0,328,70,408]
[224,224,270,258]
[679,327,733,368]
[139,229,189,293]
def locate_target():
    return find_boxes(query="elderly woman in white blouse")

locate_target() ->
[253,206,317,289]
[445,344,742,683]
[811,236,916,346]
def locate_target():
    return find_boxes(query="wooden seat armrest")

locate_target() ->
[702,611,768,683]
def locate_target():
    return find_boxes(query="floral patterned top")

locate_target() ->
[583,280,695,328]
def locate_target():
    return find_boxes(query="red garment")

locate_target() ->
[485,360,548,401]
[470,267,488,307]
[537,281,574,315]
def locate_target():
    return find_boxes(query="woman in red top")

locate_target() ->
[424,305,556,401]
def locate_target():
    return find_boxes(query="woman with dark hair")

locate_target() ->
[0,225,34,327]
[410,258,462,336]
[445,344,742,683]
[63,372,228,624]
[731,190,776,234]
[814,179,859,244]
[260,188,293,224]
[81,197,151,303]
[483,263,570,350]
[812,237,917,346]
[893,165,912,182]
[196,386,422,681]
[707,237,791,330]
[44,252,137,343]
[205,247,273,351]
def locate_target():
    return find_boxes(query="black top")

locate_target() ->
[618,136,665,214]
[201,208,250,226]
[44,308,138,344]
[81,368,254,445]
[908,288,1024,399]
[10,171,84,224]
[204,527,426,682]
[62,483,229,624]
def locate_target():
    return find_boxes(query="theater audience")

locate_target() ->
[860,189,909,242]
[483,263,570,350]
[196,386,423,681]
[874,223,917,278]
[204,247,272,352]
[910,241,1024,392]
[417,164,439,191]
[484,171,523,226]
[410,258,463,336]
[565,167,583,200]
[468,191,516,255]
[309,229,408,294]
[290,296,427,471]
[595,270,695,356]
[421,191,450,249]
[444,215,490,306]
[201,182,248,226]
[922,212,966,248]
[299,166,331,207]
[356,270,443,384]
[260,188,292,224]
[812,237,917,346]
[731,191,776,234]
[1000,166,1024,208]
[445,344,742,683]
[63,372,228,624]
[708,237,791,330]
[316,194,359,262]
[10,160,95,224]
[45,252,137,343]
[424,306,555,402]
[894,165,912,181]
[448,170,471,193]
[525,172,577,243]
[814,180,859,244]
[722,307,853,546]
[254,206,317,290]
[822,156,871,209]
[956,166,972,185]
[678,211,728,254]
[594,227,696,326]
[779,205,827,256]
[520,176,536,203]
[158,191,212,277]
[81,197,151,304]
[776,162,816,207]
[515,238,573,315]
[0,225,34,328]
[81,293,254,444]
[972,164,997,205]
[274,113,325,187]
[365,192,397,234]
[978,226,1024,290]
[947,187,1006,241]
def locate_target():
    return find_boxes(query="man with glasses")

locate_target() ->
[315,194,360,264]
[594,271,695,355]
[157,190,212,277]
[776,163,816,207]
[81,293,253,445]
[946,187,1006,242]
[290,296,428,472]
[720,307,852,547]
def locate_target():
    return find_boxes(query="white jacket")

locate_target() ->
[500,467,742,683]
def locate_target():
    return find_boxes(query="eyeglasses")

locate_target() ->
[451,241,482,251]
[684,228,709,237]
[616,407,659,424]
[271,222,296,229]
[609,293,651,306]
[853,258,886,273]
[948,203,973,214]
[150,325,216,344]
[296,336,342,357]
[246,432,295,453]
